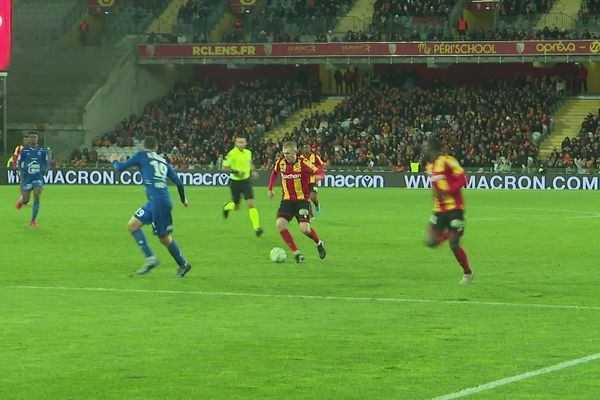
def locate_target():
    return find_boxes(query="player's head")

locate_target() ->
[28,132,39,147]
[425,136,443,161]
[143,136,158,151]
[234,136,247,151]
[302,144,312,156]
[282,141,298,163]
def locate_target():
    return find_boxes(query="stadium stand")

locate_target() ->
[499,0,550,16]
[104,0,171,44]
[242,0,355,42]
[84,79,310,168]
[546,109,600,171]
[253,75,562,171]
[84,73,565,172]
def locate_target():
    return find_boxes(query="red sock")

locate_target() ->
[280,229,298,252]
[453,247,472,274]
[304,228,321,244]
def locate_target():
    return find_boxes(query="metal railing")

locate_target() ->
[496,12,577,31]
[579,14,600,28]
[103,0,171,44]
[12,0,88,47]
[170,0,229,37]
[62,0,88,35]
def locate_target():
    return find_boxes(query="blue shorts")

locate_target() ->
[133,199,173,237]
[22,176,44,192]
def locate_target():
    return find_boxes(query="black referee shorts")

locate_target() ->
[230,179,254,204]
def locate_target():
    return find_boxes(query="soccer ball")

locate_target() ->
[270,247,287,263]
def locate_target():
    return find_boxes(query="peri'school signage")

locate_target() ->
[137,40,600,59]
[2,168,600,190]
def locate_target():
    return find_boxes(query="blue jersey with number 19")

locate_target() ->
[112,151,185,204]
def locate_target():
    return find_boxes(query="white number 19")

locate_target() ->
[150,160,168,180]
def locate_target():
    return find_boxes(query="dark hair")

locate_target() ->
[426,136,443,152]
[143,136,158,150]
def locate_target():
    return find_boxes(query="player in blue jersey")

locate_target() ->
[110,136,192,277]
[16,133,49,227]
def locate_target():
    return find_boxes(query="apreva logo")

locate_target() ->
[320,174,385,188]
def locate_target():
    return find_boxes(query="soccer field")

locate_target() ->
[1,185,600,399]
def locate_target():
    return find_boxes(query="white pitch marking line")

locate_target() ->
[3,285,600,311]
[430,352,600,400]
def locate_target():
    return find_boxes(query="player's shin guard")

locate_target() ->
[131,229,154,258]
[279,229,298,252]
[223,202,236,212]
[167,240,187,266]
[248,207,260,230]
[31,200,40,222]
[453,247,472,274]
[303,228,321,244]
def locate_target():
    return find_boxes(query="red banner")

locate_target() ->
[0,0,11,71]
[138,41,600,59]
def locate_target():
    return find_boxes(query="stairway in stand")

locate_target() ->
[265,97,344,142]
[539,97,600,158]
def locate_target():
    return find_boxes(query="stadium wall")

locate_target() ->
[373,63,579,87]
[192,65,319,89]
[2,168,599,190]
[84,56,192,146]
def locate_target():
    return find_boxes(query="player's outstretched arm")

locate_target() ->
[167,164,187,206]
[110,153,141,171]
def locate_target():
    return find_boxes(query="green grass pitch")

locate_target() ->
[1,185,600,399]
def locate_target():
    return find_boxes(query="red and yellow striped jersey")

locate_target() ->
[273,155,318,201]
[13,145,23,170]
[426,155,467,212]
[308,153,324,184]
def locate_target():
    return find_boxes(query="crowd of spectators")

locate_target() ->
[253,74,563,171]
[69,147,103,166]
[177,0,210,24]
[499,0,549,17]
[89,79,311,169]
[546,111,600,171]
[244,0,353,42]
[77,72,574,172]
[466,27,600,41]
[373,0,456,21]
[256,0,353,19]
[581,0,600,25]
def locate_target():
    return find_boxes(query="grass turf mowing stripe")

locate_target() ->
[430,352,600,400]
[3,285,600,311]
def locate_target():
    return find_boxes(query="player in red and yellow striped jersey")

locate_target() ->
[302,144,324,219]
[424,137,473,285]
[268,141,326,263]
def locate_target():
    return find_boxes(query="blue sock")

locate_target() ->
[167,240,187,266]
[31,200,40,222]
[131,229,154,258]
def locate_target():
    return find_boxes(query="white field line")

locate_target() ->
[430,352,600,400]
[3,285,600,311]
